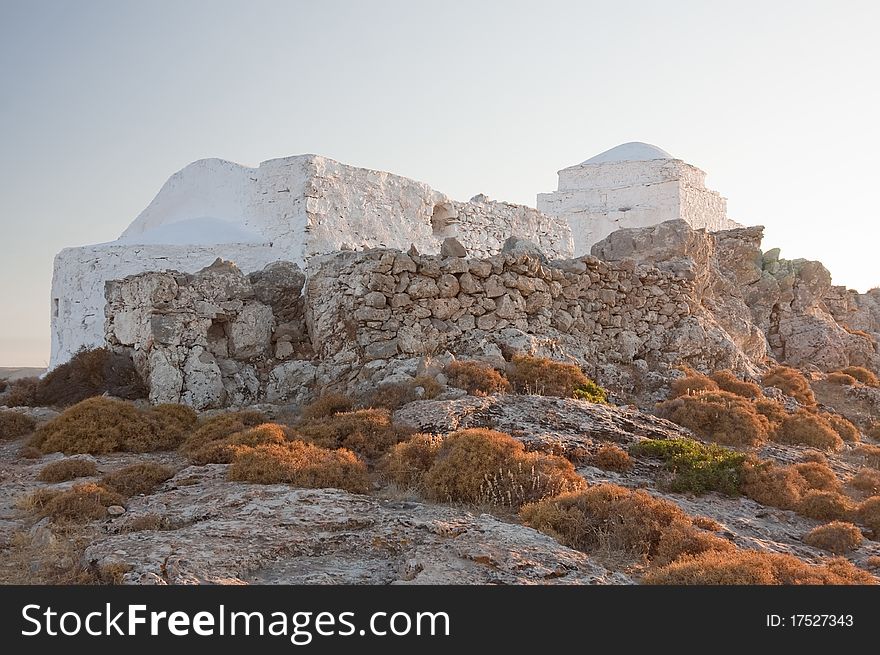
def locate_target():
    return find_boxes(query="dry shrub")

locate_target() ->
[445,361,510,396]
[37,459,97,482]
[32,348,147,407]
[151,403,198,433]
[772,409,843,451]
[693,515,723,531]
[850,468,880,494]
[804,522,863,554]
[421,429,585,508]
[710,370,763,399]
[0,410,37,438]
[100,463,175,496]
[644,550,874,585]
[297,409,412,460]
[381,434,443,488]
[588,444,633,472]
[188,422,292,465]
[858,497,880,535]
[31,483,124,523]
[520,484,730,563]
[801,450,828,464]
[740,459,808,510]
[300,393,353,419]
[180,409,268,458]
[826,372,858,386]
[508,355,596,398]
[364,377,444,411]
[656,391,769,447]
[668,368,718,398]
[754,397,787,428]
[839,366,879,387]
[124,513,175,532]
[854,443,880,469]
[3,377,40,407]
[867,421,880,441]
[865,556,880,569]
[0,378,6,393]
[762,366,816,405]
[797,490,853,522]
[227,441,370,493]
[792,461,841,493]
[18,445,42,459]
[823,413,860,443]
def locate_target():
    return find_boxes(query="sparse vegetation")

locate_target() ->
[422,429,585,508]
[796,490,853,522]
[444,361,510,396]
[762,366,815,405]
[854,443,880,469]
[631,438,746,495]
[380,434,443,489]
[300,393,354,419]
[668,368,718,398]
[838,366,879,387]
[772,409,843,451]
[823,413,860,443]
[850,468,880,494]
[364,376,444,410]
[187,422,292,465]
[858,497,880,536]
[656,390,770,447]
[520,484,732,564]
[27,483,124,523]
[180,409,268,458]
[14,348,146,407]
[37,458,98,482]
[588,444,633,472]
[100,463,175,496]
[644,550,874,584]
[826,372,857,386]
[710,370,763,399]
[2,377,40,407]
[296,408,412,460]
[0,410,37,439]
[30,397,194,454]
[804,522,863,554]
[508,356,604,400]
[227,441,370,493]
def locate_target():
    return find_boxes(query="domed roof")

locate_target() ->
[582,142,673,165]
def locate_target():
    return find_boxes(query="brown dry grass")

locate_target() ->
[364,376,444,410]
[180,409,268,458]
[656,390,770,447]
[826,372,858,386]
[380,434,443,489]
[507,355,591,398]
[37,459,98,482]
[644,550,875,584]
[27,483,125,523]
[797,490,854,522]
[823,413,861,443]
[839,366,879,387]
[850,468,880,495]
[520,484,733,565]
[858,497,880,535]
[668,368,718,398]
[423,429,586,508]
[804,521,863,554]
[296,408,412,460]
[792,461,841,493]
[300,393,353,419]
[32,398,199,454]
[227,441,370,493]
[740,459,809,510]
[754,397,787,427]
[762,366,816,405]
[445,361,510,396]
[710,370,763,399]
[588,444,633,472]
[187,422,292,464]
[3,377,40,407]
[772,410,843,451]
[0,410,37,438]
[100,463,175,496]
[853,443,880,469]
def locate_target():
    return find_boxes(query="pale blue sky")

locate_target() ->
[1,0,878,366]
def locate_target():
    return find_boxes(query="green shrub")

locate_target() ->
[630,438,747,495]
[572,379,608,404]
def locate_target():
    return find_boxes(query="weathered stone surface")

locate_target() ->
[228,303,274,359]
[440,237,468,258]
[83,465,626,585]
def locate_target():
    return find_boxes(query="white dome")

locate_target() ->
[582,142,673,165]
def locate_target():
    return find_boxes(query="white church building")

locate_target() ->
[49,143,740,368]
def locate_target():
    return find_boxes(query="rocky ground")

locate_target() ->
[2,385,879,585]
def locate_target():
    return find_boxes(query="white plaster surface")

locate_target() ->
[538,143,741,256]
[50,155,573,367]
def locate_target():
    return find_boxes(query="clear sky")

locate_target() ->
[1,0,878,367]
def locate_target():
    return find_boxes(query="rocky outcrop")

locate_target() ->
[84,464,627,585]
